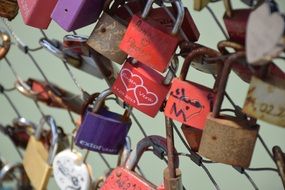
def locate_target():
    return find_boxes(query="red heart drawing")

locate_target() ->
[120,69,143,91]
[176,96,204,121]
[134,86,158,106]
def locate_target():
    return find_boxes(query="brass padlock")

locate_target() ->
[199,52,259,168]
[193,0,210,11]
[0,31,11,60]
[23,115,58,190]
[0,0,18,21]
[273,146,285,189]
[243,67,285,128]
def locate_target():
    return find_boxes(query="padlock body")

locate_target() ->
[112,60,170,117]
[199,113,259,168]
[23,136,52,189]
[164,78,216,130]
[181,124,202,152]
[75,109,132,154]
[243,76,285,127]
[18,0,57,29]
[87,12,127,64]
[101,167,157,190]
[148,7,200,42]
[51,0,104,31]
[0,0,18,20]
[223,9,251,45]
[193,0,210,11]
[119,15,179,73]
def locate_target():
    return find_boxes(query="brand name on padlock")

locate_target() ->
[79,140,117,154]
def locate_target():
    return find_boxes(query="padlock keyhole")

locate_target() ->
[64,9,68,13]
[100,28,106,33]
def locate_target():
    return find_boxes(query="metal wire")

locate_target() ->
[243,171,259,190]
[258,134,274,162]
[1,91,21,119]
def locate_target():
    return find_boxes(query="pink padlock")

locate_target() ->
[18,0,57,29]
[51,0,104,32]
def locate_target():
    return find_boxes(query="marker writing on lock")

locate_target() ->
[258,103,285,118]
[170,88,204,108]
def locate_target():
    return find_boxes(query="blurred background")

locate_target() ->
[0,0,285,189]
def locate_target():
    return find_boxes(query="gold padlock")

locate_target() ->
[198,52,259,168]
[23,116,58,190]
[243,67,285,128]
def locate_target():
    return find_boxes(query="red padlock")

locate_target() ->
[18,0,57,29]
[112,58,177,117]
[223,0,251,45]
[164,47,221,130]
[119,0,184,73]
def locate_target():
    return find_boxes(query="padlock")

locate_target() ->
[180,42,222,75]
[218,40,285,83]
[53,148,93,190]
[100,135,181,190]
[119,0,184,73]
[15,78,83,115]
[0,0,18,21]
[0,31,10,60]
[112,57,177,117]
[164,47,220,130]
[272,146,285,188]
[87,0,128,64]
[146,5,200,42]
[181,124,202,152]
[0,162,31,189]
[199,52,259,168]
[18,0,57,29]
[246,1,285,65]
[23,115,59,190]
[193,0,210,11]
[51,0,104,32]
[75,89,132,154]
[223,0,251,45]
[242,64,285,128]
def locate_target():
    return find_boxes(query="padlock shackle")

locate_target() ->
[125,135,179,171]
[0,31,11,60]
[179,47,221,80]
[117,136,132,166]
[165,117,177,179]
[163,56,179,85]
[39,38,65,60]
[217,40,244,55]
[223,0,233,17]
[92,89,113,112]
[212,52,246,118]
[0,162,29,186]
[15,79,40,99]
[12,117,37,130]
[141,0,185,34]
[272,146,285,188]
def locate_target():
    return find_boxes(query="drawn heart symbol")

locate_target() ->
[246,2,285,65]
[120,69,143,91]
[134,86,158,106]
[177,97,204,121]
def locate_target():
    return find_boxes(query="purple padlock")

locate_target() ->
[75,89,132,154]
[51,0,104,32]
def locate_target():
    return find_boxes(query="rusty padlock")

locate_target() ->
[23,116,59,190]
[51,0,104,31]
[0,31,10,60]
[87,0,128,64]
[199,52,259,168]
[112,57,178,117]
[18,0,57,29]
[223,0,251,45]
[273,146,285,189]
[0,0,18,20]
[75,89,132,154]
[119,0,184,73]
[100,135,180,190]
[180,42,222,75]
[15,78,83,115]
[164,47,220,130]
[218,40,285,83]
[243,63,285,128]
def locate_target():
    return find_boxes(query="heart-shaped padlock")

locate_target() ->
[53,149,92,190]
